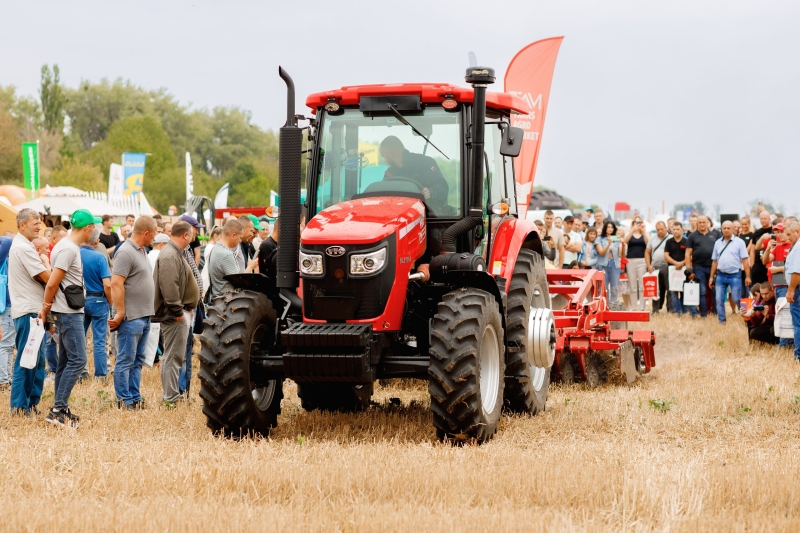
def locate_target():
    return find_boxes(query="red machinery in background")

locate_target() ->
[547,269,656,387]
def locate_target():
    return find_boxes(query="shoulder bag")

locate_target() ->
[59,283,85,310]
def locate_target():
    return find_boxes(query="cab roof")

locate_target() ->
[305,83,528,115]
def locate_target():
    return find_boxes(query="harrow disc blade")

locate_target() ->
[619,340,637,384]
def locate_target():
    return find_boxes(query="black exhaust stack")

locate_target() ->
[277,67,302,290]
[441,67,495,253]
[466,66,494,218]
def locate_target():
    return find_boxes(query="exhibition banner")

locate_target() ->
[122,152,147,197]
[504,37,563,219]
[21,142,39,191]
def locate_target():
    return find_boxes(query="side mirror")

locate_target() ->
[499,126,524,157]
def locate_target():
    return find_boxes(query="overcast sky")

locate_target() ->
[1,0,798,217]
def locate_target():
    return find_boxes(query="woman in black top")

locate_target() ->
[623,216,650,311]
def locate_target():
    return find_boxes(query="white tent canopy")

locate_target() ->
[17,196,153,219]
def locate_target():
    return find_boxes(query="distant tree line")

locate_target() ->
[0,64,280,212]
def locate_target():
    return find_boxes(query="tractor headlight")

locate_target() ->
[350,248,387,276]
[299,251,324,277]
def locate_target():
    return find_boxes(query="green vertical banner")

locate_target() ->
[21,142,40,192]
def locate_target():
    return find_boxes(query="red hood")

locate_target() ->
[302,197,426,245]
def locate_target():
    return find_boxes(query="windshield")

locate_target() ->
[314,107,462,217]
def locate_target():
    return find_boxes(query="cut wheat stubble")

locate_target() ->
[0,314,799,532]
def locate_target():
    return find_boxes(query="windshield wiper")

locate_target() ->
[386,103,449,160]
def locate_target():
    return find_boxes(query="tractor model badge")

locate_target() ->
[326,246,345,257]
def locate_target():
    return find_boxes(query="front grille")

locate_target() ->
[302,237,396,321]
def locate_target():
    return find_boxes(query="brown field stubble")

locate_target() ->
[1,313,800,532]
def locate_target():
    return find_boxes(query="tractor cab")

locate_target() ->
[199,67,555,444]
[304,83,528,263]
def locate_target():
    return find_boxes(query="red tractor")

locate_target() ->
[199,67,556,443]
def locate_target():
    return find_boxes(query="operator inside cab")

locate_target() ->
[379,136,448,205]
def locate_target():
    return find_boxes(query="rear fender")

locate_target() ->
[488,217,543,290]
[442,270,506,329]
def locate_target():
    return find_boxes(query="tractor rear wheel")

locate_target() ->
[198,290,283,438]
[504,249,553,414]
[429,288,505,443]
[297,382,373,412]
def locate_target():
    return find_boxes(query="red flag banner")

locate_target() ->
[504,37,563,219]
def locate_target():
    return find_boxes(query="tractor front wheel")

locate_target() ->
[198,290,283,438]
[429,288,505,443]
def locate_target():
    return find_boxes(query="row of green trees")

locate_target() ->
[0,65,279,212]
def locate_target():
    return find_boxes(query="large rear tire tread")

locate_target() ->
[504,249,552,414]
[198,290,283,439]
[297,382,374,413]
[429,288,505,443]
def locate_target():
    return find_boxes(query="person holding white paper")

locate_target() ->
[664,221,689,315]
[8,208,50,416]
[646,221,671,313]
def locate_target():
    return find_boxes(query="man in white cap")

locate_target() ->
[148,233,170,271]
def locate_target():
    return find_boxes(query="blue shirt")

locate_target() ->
[785,243,800,277]
[711,236,749,274]
[80,245,111,295]
[0,237,12,308]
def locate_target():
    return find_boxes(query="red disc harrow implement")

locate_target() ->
[547,269,656,387]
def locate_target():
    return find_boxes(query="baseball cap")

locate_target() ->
[247,214,265,230]
[774,222,784,231]
[154,233,170,244]
[264,206,279,220]
[70,209,102,229]
[583,206,594,213]
[179,214,205,229]
[563,215,575,223]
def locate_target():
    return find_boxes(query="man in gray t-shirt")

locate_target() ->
[41,208,99,427]
[109,216,156,408]
[8,209,50,415]
[49,238,84,314]
[207,219,244,300]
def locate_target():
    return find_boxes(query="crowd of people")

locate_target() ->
[2,201,798,427]
[535,207,800,358]
[0,207,276,427]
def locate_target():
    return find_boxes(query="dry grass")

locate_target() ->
[2,313,800,532]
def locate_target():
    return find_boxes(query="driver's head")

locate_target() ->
[379,136,405,167]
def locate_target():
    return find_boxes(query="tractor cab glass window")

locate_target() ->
[315,107,461,217]
[484,119,517,215]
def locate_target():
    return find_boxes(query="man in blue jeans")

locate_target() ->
[110,216,156,409]
[784,222,800,361]
[686,216,720,317]
[664,221,688,315]
[42,209,99,427]
[709,221,751,324]
[8,208,50,415]
[80,228,112,379]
